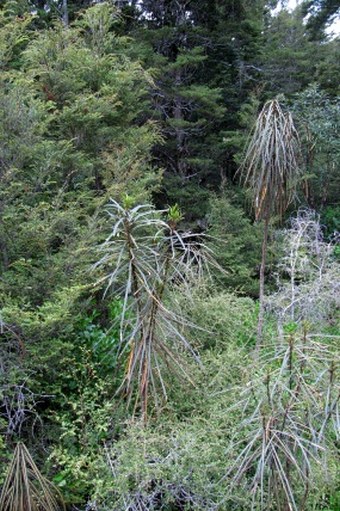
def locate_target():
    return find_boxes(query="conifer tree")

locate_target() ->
[126,0,265,218]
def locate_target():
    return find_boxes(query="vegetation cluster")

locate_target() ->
[0,1,339,510]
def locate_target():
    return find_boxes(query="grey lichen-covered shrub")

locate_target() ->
[267,208,340,334]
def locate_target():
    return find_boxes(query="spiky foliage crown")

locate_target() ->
[240,99,301,220]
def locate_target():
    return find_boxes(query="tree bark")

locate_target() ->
[173,68,186,179]
[256,212,269,350]
[62,0,69,27]
[0,201,9,272]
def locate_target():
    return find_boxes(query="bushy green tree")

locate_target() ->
[261,8,319,96]
[301,0,340,39]
[290,85,340,209]
[0,4,161,504]
[207,193,263,297]
[120,0,266,219]
[0,3,161,303]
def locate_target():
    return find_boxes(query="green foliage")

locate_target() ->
[301,0,340,39]
[207,193,263,296]
[289,85,340,209]
[178,284,256,353]
[0,3,161,303]
[76,314,253,510]
[72,309,339,511]
[167,203,183,225]
[316,37,340,95]
[321,205,340,237]
[94,422,224,510]
[0,1,339,509]
[0,9,33,70]
[261,8,319,96]
[0,4,161,504]
[22,302,124,505]
[125,0,267,220]
[48,372,114,503]
[161,176,211,223]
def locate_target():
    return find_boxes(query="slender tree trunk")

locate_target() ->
[256,212,269,350]
[0,234,8,271]
[173,69,186,179]
[62,0,69,27]
[0,202,9,272]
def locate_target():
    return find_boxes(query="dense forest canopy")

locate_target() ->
[0,0,339,510]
